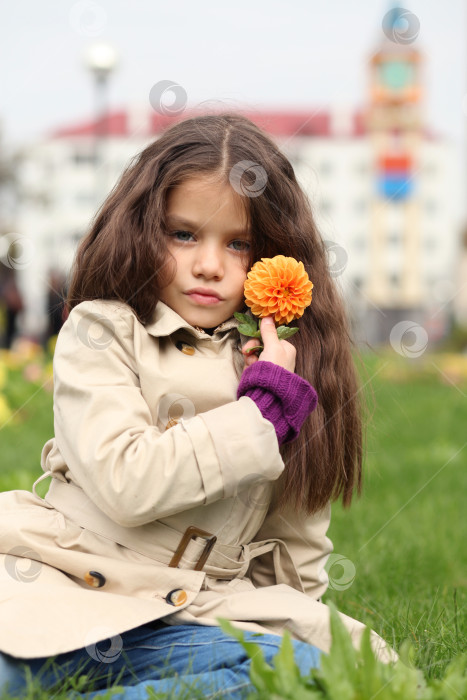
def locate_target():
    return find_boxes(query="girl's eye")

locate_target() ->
[171,230,194,242]
[168,231,250,251]
[229,240,251,252]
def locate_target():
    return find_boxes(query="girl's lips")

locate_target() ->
[186,292,222,305]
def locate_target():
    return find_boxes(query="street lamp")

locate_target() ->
[83,42,118,206]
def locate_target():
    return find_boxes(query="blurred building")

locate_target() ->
[287,35,463,346]
[11,107,156,340]
[9,42,463,346]
[454,226,467,326]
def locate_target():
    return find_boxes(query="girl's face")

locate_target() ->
[159,175,251,329]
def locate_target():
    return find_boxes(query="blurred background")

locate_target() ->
[0,0,466,353]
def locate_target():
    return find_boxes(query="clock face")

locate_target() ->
[380,60,413,89]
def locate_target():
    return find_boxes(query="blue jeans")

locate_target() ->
[0,620,322,698]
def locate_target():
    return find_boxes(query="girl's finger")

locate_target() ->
[243,352,258,367]
[259,316,279,347]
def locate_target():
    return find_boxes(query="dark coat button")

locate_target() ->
[165,588,188,606]
[84,571,106,588]
[175,341,195,356]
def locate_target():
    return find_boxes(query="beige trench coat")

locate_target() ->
[0,299,397,663]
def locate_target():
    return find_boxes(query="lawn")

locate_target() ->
[324,349,466,679]
[0,342,465,697]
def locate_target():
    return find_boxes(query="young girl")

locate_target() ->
[0,112,397,699]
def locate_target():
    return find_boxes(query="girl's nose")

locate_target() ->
[192,245,224,279]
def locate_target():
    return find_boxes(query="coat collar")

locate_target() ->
[144,301,241,339]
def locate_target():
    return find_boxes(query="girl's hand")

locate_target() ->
[241,316,296,373]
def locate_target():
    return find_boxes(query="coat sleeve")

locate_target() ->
[247,500,333,600]
[50,301,284,527]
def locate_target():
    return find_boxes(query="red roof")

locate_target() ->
[48,106,436,140]
[50,107,365,139]
[52,111,128,137]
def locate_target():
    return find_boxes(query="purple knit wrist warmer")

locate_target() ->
[237,361,318,445]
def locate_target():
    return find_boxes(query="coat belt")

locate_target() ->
[35,474,304,590]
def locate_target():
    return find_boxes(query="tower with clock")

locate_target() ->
[365,14,424,326]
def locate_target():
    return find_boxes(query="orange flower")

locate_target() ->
[244,255,313,325]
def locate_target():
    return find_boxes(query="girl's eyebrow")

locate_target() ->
[166,215,250,236]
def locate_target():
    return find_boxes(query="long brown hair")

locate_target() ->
[66,111,364,516]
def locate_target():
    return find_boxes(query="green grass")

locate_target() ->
[0,349,466,698]
[323,350,466,681]
[0,367,54,492]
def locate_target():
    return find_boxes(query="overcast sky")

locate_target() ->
[0,0,465,155]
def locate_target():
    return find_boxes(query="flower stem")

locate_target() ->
[245,345,264,354]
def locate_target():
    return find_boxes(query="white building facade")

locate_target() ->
[9,104,462,347]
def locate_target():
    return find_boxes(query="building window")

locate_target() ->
[73,151,97,165]
[353,236,366,251]
[75,192,95,205]
[423,162,437,176]
[319,199,333,215]
[352,277,363,290]
[355,161,369,176]
[424,199,437,214]
[354,199,367,213]
[424,237,437,251]
[319,161,333,176]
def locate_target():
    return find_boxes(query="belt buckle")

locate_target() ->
[169,525,217,571]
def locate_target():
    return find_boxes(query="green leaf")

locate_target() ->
[317,601,358,698]
[327,601,358,677]
[234,311,255,325]
[357,624,381,697]
[271,629,301,693]
[217,608,467,700]
[218,617,323,699]
[217,618,270,670]
[217,618,276,695]
[250,653,277,694]
[276,326,299,340]
[234,312,259,337]
[237,325,262,338]
[431,652,467,697]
